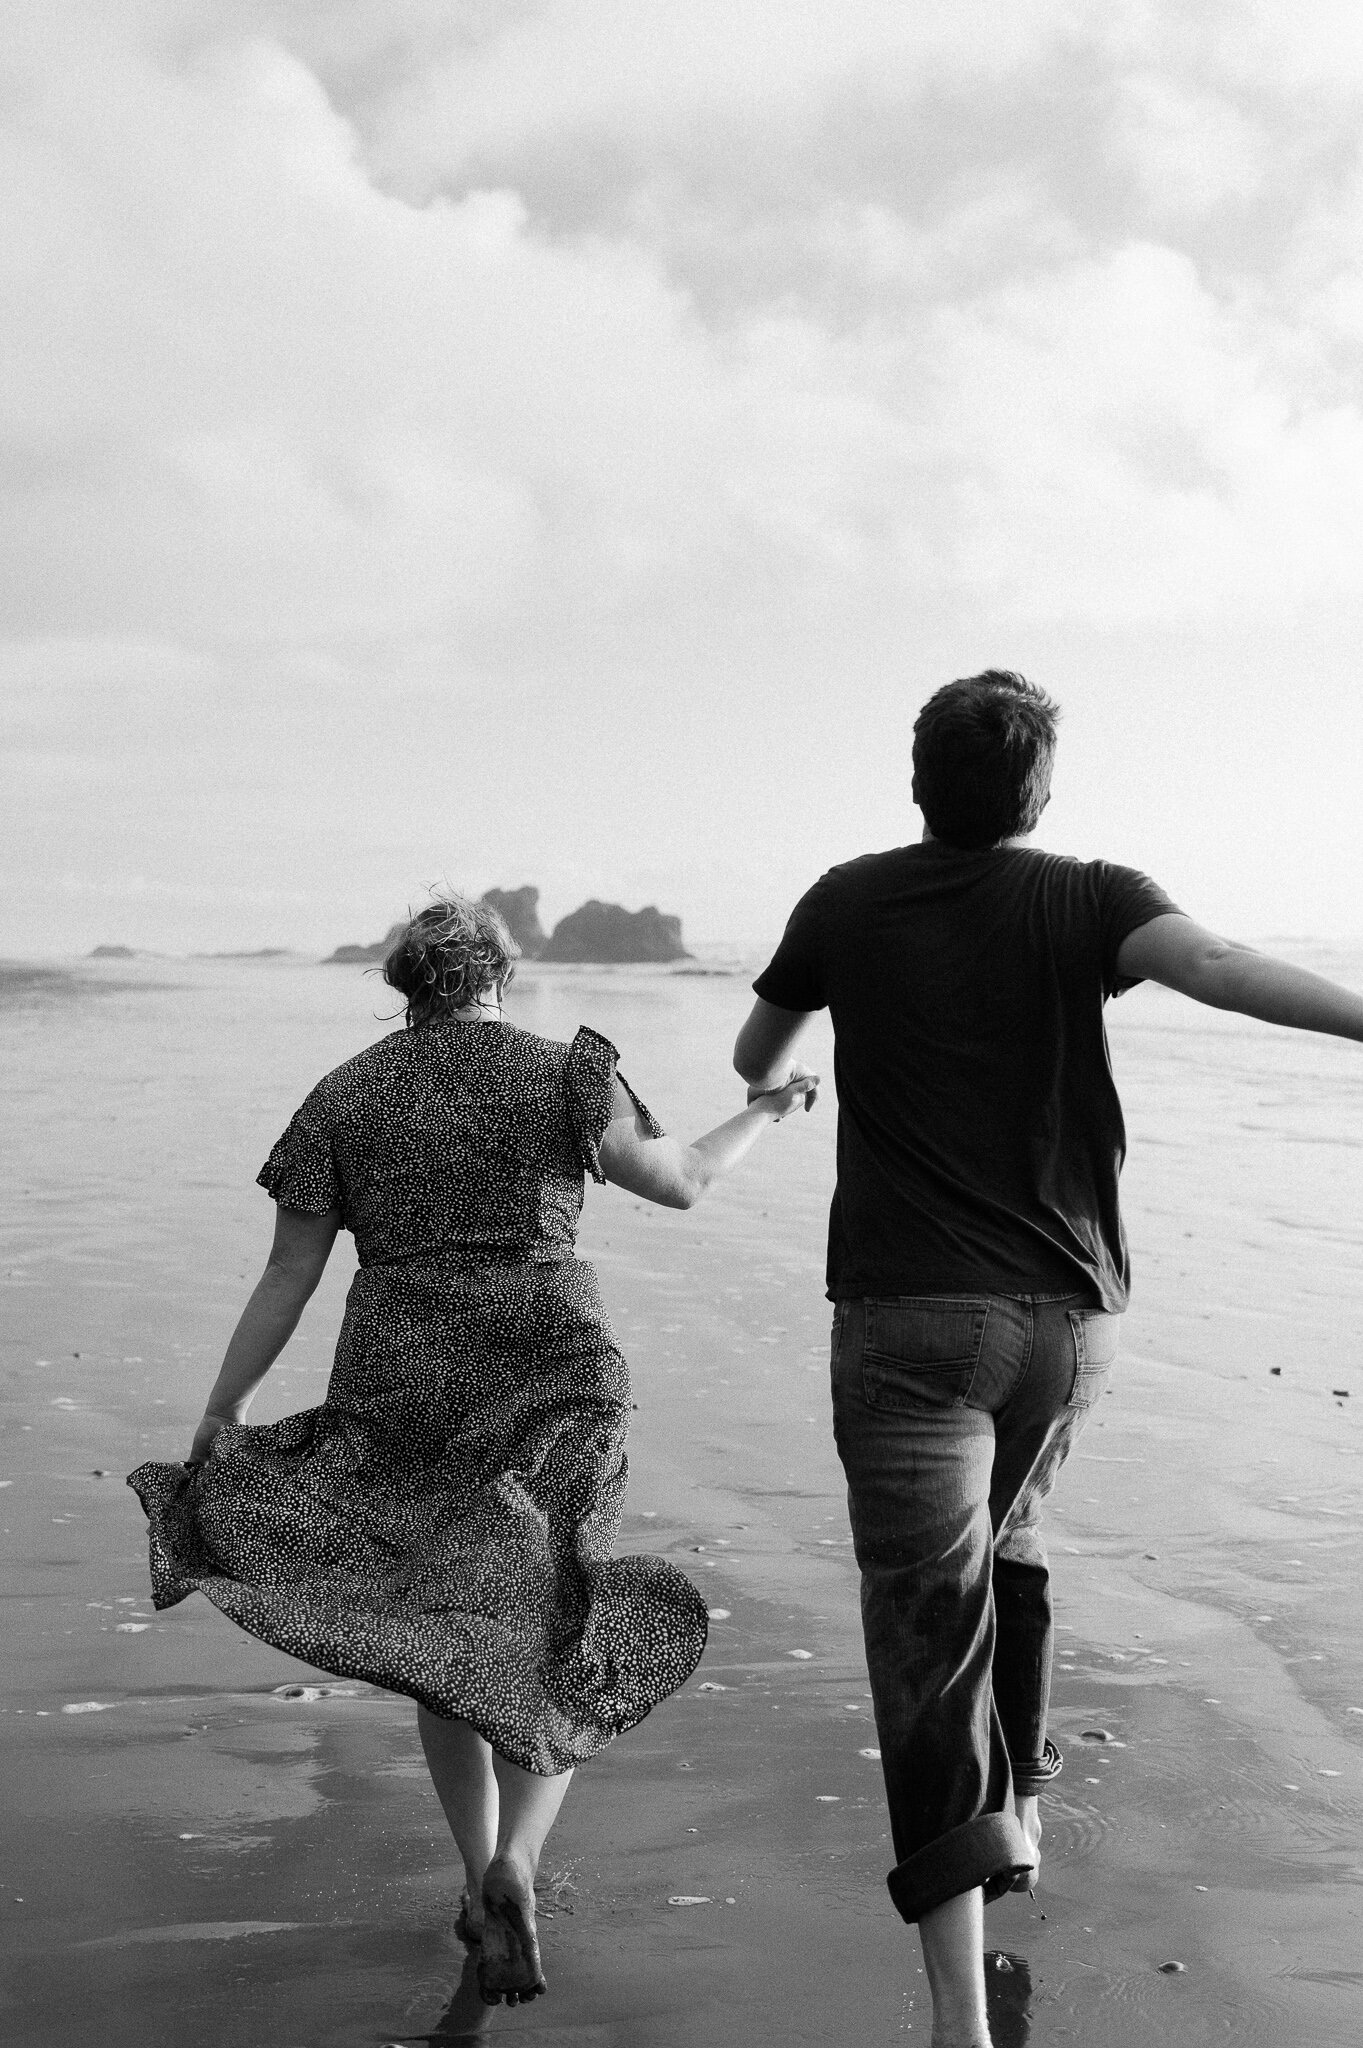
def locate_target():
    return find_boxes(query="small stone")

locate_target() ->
[1194,1885,1208,1892]
[91,1469,110,1478]
[667,1896,710,1907]
[114,1622,150,1633]
[1079,1728,1115,1743]
[696,1682,727,1692]
[1331,1389,1349,1398]
[706,1608,730,1621]
[61,1701,114,1714]
[1159,1960,1186,1974]
[815,1795,840,1802]
[787,1649,813,1661]
[1269,1367,1281,1376]
[858,1747,882,1760]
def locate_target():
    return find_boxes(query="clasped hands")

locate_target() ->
[747,1063,820,1118]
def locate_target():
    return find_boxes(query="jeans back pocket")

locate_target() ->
[862,1297,990,1410]
[1066,1307,1121,1411]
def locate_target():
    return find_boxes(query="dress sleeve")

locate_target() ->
[256,1086,343,1215]
[566,1025,665,1185]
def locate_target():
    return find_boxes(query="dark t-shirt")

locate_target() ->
[753,842,1180,1310]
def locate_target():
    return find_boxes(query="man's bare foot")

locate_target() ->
[478,1853,546,2006]
[454,1888,484,1945]
[1009,1793,1042,1893]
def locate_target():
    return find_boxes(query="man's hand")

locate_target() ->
[747,1062,819,1111]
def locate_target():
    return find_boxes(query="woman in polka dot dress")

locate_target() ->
[128,893,817,2007]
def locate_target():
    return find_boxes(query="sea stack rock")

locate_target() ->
[480,887,547,959]
[323,923,404,965]
[541,901,692,964]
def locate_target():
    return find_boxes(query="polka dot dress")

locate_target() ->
[127,1022,709,1774]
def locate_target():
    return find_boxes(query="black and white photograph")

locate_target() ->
[3,6,1362,2045]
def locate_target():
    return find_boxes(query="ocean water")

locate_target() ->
[2,949,1362,2047]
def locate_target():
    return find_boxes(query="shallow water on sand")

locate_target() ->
[1,950,1361,2045]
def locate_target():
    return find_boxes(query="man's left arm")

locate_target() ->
[1116,915,1363,1041]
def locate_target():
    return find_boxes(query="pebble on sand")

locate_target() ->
[859,1747,882,1760]
[62,1701,115,1714]
[668,1896,711,1907]
[696,1682,727,1692]
[706,1608,730,1621]
[1079,1728,1115,1742]
[114,1622,150,1633]
[787,1649,814,1660]
[270,1683,358,1701]
[815,1795,840,1802]
[1159,1961,1187,1974]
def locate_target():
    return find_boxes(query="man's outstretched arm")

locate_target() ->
[1116,915,1363,1041]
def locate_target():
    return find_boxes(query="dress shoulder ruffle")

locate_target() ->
[565,1025,663,1184]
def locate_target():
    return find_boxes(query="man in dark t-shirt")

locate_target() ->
[735,670,1363,2046]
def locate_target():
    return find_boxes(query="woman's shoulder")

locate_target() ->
[302,1029,410,1107]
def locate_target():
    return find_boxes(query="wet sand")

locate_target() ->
[2,954,1361,2045]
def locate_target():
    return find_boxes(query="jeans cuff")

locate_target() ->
[886,1810,1034,1924]
[1010,1737,1063,1792]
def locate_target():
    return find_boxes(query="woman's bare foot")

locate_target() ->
[1009,1793,1042,1892]
[454,1887,484,1946]
[478,1853,546,2006]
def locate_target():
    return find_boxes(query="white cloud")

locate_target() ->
[5,1,1363,950]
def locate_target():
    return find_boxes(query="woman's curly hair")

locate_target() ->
[382,893,519,1029]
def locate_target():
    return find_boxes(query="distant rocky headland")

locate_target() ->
[324,888,691,966]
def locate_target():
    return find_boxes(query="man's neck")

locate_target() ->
[920,826,1031,851]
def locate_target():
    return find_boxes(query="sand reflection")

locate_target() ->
[384,1950,498,2044]
[984,1950,1035,2047]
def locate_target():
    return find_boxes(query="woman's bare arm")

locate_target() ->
[1116,915,1363,1040]
[596,1075,816,1210]
[188,1205,339,1462]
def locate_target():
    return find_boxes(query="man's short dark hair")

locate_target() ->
[912,670,1061,849]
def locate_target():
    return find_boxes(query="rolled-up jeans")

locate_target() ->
[830,1291,1121,1924]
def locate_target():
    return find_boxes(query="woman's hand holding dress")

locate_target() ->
[185,1206,338,1464]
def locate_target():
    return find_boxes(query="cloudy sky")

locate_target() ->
[5,0,1363,955]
